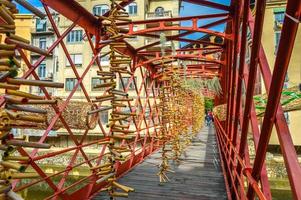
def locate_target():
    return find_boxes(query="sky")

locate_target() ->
[17,0,230,43]
[180,0,230,44]
[17,0,42,13]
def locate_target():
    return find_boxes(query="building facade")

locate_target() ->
[30,13,59,96]
[53,0,181,138]
[14,0,181,149]
[16,0,181,147]
[14,14,34,94]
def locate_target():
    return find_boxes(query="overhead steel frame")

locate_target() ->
[1,0,300,199]
[214,0,301,200]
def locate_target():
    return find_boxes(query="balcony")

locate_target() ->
[146,11,172,19]
[31,27,54,35]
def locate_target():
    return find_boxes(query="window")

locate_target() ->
[93,4,109,16]
[119,77,136,90]
[91,77,105,91]
[126,2,137,15]
[99,110,109,124]
[65,78,81,91]
[36,18,46,32]
[66,54,82,67]
[275,31,281,54]
[39,37,46,49]
[38,62,46,78]
[155,7,164,16]
[67,30,83,43]
[274,11,285,23]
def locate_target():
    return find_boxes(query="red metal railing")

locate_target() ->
[1,0,300,199]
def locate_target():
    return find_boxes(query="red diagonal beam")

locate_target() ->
[248,0,301,199]
[238,0,267,167]
[41,0,99,35]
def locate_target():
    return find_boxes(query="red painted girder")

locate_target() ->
[41,0,146,72]
[248,0,301,198]
[135,54,224,68]
[136,36,224,52]
[128,25,228,39]
[231,0,271,198]
[137,47,223,55]
[182,0,231,12]
[238,0,267,163]
[116,13,229,25]
[42,0,134,36]
[242,65,272,199]
[135,18,229,51]
[41,0,99,36]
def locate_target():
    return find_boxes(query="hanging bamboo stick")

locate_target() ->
[0,43,16,50]
[111,192,128,197]
[96,170,112,176]
[90,163,112,170]
[0,6,15,24]
[13,0,46,19]
[5,38,49,56]
[7,34,30,44]
[3,156,30,162]
[0,66,11,71]
[110,134,133,140]
[112,181,134,193]
[0,161,25,172]
[112,103,127,107]
[10,172,39,179]
[92,97,114,103]
[112,111,136,116]
[109,116,128,121]
[0,51,14,57]
[6,140,51,149]
[111,128,135,134]
[111,89,128,97]
[6,78,64,88]
[96,173,114,184]
[6,89,44,100]
[97,71,115,76]
[25,99,57,104]
[5,104,47,114]
[94,82,116,89]
[95,94,114,99]
[87,106,113,115]
[4,95,28,104]
[0,0,16,9]
[113,97,133,102]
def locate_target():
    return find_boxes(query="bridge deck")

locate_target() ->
[93,126,227,200]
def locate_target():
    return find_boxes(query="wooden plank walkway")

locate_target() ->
[93,126,227,200]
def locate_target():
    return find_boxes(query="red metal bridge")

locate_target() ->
[0,0,301,199]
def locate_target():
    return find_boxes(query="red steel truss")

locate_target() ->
[0,0,300,199]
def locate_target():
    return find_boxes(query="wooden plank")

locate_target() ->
[93,126,227,200]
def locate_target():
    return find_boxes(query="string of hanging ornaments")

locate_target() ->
[155,33,205,183]
[0,0,60,199]
[0,0,100,199]
[91,0,137,198]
